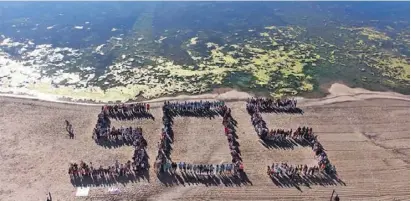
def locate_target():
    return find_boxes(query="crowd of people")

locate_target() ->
[312,141,335,174]
[92,110,149,148]
[96,103,150,168]
[154,104,174,173]
[264,126,317,142]
[72,131,149,184]
[246,97,299,113]
[163,100,227,116]
[292,127,316,141]
[68,160,138,182]
[266,162,341,187]
[267,162,321,178]
[93,126,147,146]
[249,107,337,175]
[133,147,149,172]
[222,107,244,173]
[250,112,269,140]
[93,112,111,140]
[154,100,245,176]
[249,110,316,143]
[70,102,151,184]
[93,103,153,142]
[101,103,151,119]
[245,97,337,176]
[250,113,335,174]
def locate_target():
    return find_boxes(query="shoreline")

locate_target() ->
[0,89,253,106]
[0,83,409,106]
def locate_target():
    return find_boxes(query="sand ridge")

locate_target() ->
[0,83,408,107]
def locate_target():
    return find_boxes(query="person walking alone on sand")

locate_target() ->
[330,190,340,201]
[46,192,52,201]
[65,120,74,139]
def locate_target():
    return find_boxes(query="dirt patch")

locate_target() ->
[211,87,235,95]
[170,117,232,164]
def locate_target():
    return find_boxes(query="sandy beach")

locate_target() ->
[0,83,409,201]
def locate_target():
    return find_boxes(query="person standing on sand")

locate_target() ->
[46,192,52,201]
[65,120,75,139]
[330,190,340,201]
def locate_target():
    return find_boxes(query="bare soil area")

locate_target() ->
[171,117,232,164]
[0,84,409,201]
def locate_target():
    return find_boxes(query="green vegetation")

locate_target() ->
[8,3,409,102]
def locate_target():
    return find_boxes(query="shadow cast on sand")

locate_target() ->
[94,139,135,149]
[70,169,150,187]
[270,172,346,191]
[157,171,252,187]
[259,138,313,150]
